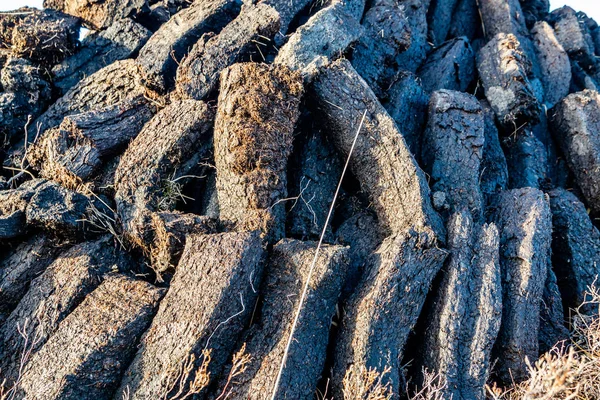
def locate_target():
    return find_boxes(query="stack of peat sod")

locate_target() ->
[1,0,600,398]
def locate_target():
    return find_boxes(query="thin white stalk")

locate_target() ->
[270,109,368,399]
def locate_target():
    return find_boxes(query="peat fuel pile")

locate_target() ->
[2,1,600,399]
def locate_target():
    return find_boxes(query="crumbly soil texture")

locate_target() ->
[1,1,600,399]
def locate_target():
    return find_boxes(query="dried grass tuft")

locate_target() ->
[157,172,195,212]
[488,286,600,400]
[0,318,44,400]
[158,350,212,400]
[342,365,393,400]
[215,343,252,400]
[155,343,251,400]
[406,369,449,400]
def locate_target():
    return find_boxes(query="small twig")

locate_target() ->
[170,174,205,183]
[4,166,36,184]
[19,115,32,169]
[322,99,344,111]
[204,293,245,352]
[270,176,315,226]
[255,43,266,62]
[198,162,217,170]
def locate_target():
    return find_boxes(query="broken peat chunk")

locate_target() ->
[477,33,542,129]
[18,274,164,400]
[275,3,362,83]
[211,239,349,399]
[531,21,571,107]
[115,231,265,399]
[332,230,447,397]
[135,0,242,92]
[32,59,147,137]
[420,211,502,400]
[7,8,79,66]
[52,18,152,94]
[550,90,600,215]
[421,89,485,221]
[549,188,600,314]
[29,95,155,187]
[489,188,552,384]
[352,0,411,96]
[115,99,215,269]
[0,179,94,239]
[214,63,303,242]
[175,4,281,101]
[311,58,444,240]
[418,37,476,94]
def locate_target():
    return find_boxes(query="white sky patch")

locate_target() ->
[0,0,43,11]
[550,0,600,21]
[79,26,90,40]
